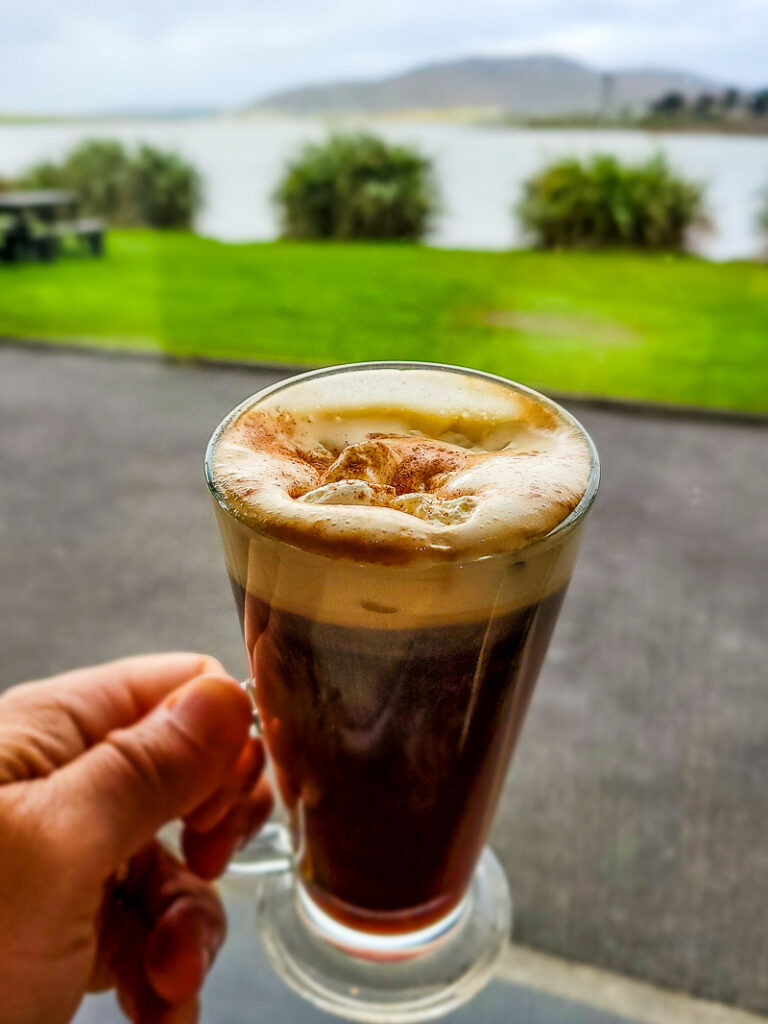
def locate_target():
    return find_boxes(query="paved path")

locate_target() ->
[75,889,642,1024]
[1,345,766,1015]
[73,887,767,1024]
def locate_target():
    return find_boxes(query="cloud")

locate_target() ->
[0,0,766,112]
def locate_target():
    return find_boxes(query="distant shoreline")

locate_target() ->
[3,110,768,138]
[498,115,768,136]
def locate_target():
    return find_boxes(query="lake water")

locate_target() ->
[2,117,767,259]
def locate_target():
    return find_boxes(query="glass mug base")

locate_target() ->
[254,845,512,1023]
[159,822,511,1020]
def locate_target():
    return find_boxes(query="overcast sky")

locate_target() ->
[2,0,767,113]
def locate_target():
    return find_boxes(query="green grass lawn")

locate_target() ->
[1,230,766,411]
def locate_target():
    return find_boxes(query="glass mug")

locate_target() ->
[203,363,599,1022]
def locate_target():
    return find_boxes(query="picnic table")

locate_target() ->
[0,190,105,263]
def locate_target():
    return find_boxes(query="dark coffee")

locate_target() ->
[231,579,566,935]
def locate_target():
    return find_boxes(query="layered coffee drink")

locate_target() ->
[208,365,595,937]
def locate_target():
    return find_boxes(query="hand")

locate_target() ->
[0,653,273,1024]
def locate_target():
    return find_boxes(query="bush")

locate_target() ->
[17,140,135,222]
[16,139,202,228]
[757,186,768,250]
[274,133,438,241]
[14,161,65,191]
[62,140,136,222]
[517,154,708,251]
[130,145,202,229]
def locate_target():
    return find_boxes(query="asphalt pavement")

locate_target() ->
[1,344,766,1017]
[73,888,645,1024]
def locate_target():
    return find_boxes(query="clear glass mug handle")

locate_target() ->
[240,676,263,736]
[226,678,294,876]
[157,679,293,878]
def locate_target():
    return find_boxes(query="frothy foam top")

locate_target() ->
[210,368,592,565]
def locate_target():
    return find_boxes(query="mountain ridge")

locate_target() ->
[248,54,721,118]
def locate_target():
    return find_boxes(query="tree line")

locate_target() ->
[647,88,768,125]
[13,140,202,230]
[5,133,768,253]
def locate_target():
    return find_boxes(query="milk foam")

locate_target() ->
[210,367,593,567]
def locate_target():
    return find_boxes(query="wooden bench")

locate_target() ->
[31,230,60,262]
[0,190,77,263]
[3,217,60,262]
[55,218,106,256]
[0,215,18,262]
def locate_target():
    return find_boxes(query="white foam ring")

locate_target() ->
[212,368,592,566]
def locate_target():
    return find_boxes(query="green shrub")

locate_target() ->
[17,141,135,222]
[517,154,708,251]
[757,186,768,250]
[15,161,65,191]
[16,139,202,228]
[274,133,438,241]
[129,145,202,229]
[63,140,136,222]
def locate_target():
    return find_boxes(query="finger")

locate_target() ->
[0,653,231,781]
[93,880,157,1018]
[183,737,265,833]
[120,979,199,1024]
[93,843,222,1017]
[140,996,200,1024]
[145,895,220,1004]
[141,848,225,1005]
[183,776,274,880]
[46,675,252,868]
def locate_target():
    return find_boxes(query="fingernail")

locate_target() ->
[198,918,224,972]
[235,831,251,853]
[201,944,213,975]
[168,676,250,748]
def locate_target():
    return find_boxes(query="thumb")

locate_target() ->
[48,675,253,870]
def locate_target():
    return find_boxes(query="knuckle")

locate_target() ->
[0,784,72,879]
[193,654,227,678]
[104,726,170,809]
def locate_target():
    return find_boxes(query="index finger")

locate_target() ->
[0,653,235,779]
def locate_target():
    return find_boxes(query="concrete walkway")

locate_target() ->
[1,344,766,1016]
[74,886,768,1024]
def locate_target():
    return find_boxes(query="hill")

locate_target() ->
[249,54,719,117]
